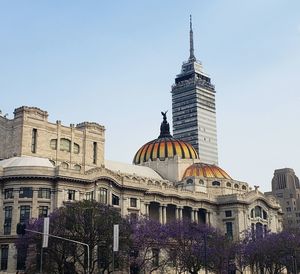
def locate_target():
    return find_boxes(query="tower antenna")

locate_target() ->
[189,15,196,61]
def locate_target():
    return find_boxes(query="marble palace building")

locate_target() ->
[0,19,283,274]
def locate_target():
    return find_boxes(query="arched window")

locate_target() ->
[187,179,193,184]
[263,210,268,220]
[242,185,246,190]
[60,138,71,152]
[255,206,262,218]
[73,143,80,154]
[74,164,81,171]
[199,179,205,185]
[226,182,232,187]
[212,181,220,186]
[61,162,69,169]
[50,139,57,150]
[234,184,239,189]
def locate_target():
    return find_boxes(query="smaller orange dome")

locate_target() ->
[183,163,231,180]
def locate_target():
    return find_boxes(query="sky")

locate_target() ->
[1,1,300,192]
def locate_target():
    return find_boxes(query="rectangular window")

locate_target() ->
[20,206,30,223]
[112,194,119,206]
[67,190,75,201]
[130,198,137,208]
[286,207,291,212]
[19,187,33,198]
[39,206,48,218]
[85,191,94,201]
[4,207,12,235]
[38,188,51,199]
[226,222,233,239]
[4,207,12,219]
[17,246,27,270]
[4,188,13,199]
[99,188,107,204]
[225,210,232,217]
[93,142,97,164]
[0,245,8,270]
[31,128,37,153]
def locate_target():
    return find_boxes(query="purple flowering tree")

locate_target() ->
[16,201,131,274]
[236,229,300,274]
[129,217,169,273]
[165,220,234,274]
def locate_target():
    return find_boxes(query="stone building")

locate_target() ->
[0,106,282,274]
[267,168,300,228]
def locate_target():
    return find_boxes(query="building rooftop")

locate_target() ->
[0,156,54,168]
[105,159,163,180]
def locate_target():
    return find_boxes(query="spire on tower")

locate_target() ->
[189,15,196,61]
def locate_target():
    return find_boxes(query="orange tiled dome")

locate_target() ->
[133,137,198,165]
[183,163,231,180]
[133,112,198,165]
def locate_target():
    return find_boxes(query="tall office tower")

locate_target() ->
[269,168,300,229]
[171,16,218,165]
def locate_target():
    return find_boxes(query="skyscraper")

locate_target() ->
[171,16,218,165]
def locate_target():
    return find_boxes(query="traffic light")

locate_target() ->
[16,223,26,235]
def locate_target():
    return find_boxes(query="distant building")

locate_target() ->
[267,168,300,228]
[171,16,218,165]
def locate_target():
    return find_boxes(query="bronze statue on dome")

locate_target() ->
[161,110,168,121]
[159,110,172,138]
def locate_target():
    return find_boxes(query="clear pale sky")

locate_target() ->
[1,1,300,192]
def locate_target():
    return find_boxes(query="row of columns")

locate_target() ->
[144,203,210,225]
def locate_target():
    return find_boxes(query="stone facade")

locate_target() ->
[266,168,300,229]
[0,107,283,274]
[0,106,105,171]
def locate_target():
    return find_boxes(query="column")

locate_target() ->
[162,205,167,224]
[175,206,179,220]
[206,211,211,226]
[179,206,183,220]
[11,192,20,235]
[32,188,38,219]
[191,209,195,222]
[159,205,163,224]
[194,209,199,223]
[144,203,150,217]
